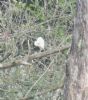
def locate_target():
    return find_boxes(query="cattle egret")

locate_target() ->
[34,37,45,51]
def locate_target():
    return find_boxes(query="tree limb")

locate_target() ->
[0,44,70,70]
[28,44,70,60]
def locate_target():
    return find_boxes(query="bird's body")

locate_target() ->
[34,37,44,51]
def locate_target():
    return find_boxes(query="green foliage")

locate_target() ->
[0,0,76,100]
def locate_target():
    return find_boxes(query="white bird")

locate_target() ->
[34,37,45,51]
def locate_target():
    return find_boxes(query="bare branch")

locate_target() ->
[0,44,70,70]
[28,44,70,60]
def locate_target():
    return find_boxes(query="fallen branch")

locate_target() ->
[0,44,70,70]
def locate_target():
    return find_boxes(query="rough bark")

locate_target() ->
[64,0,88,100]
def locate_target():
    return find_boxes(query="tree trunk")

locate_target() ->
[64,0,88,100]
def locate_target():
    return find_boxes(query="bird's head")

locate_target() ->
[34,41,40,47]
[34,37,44,50]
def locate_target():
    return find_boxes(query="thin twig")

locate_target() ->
[20,60,54,100]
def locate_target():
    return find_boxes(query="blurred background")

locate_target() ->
[0,0,76,100]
